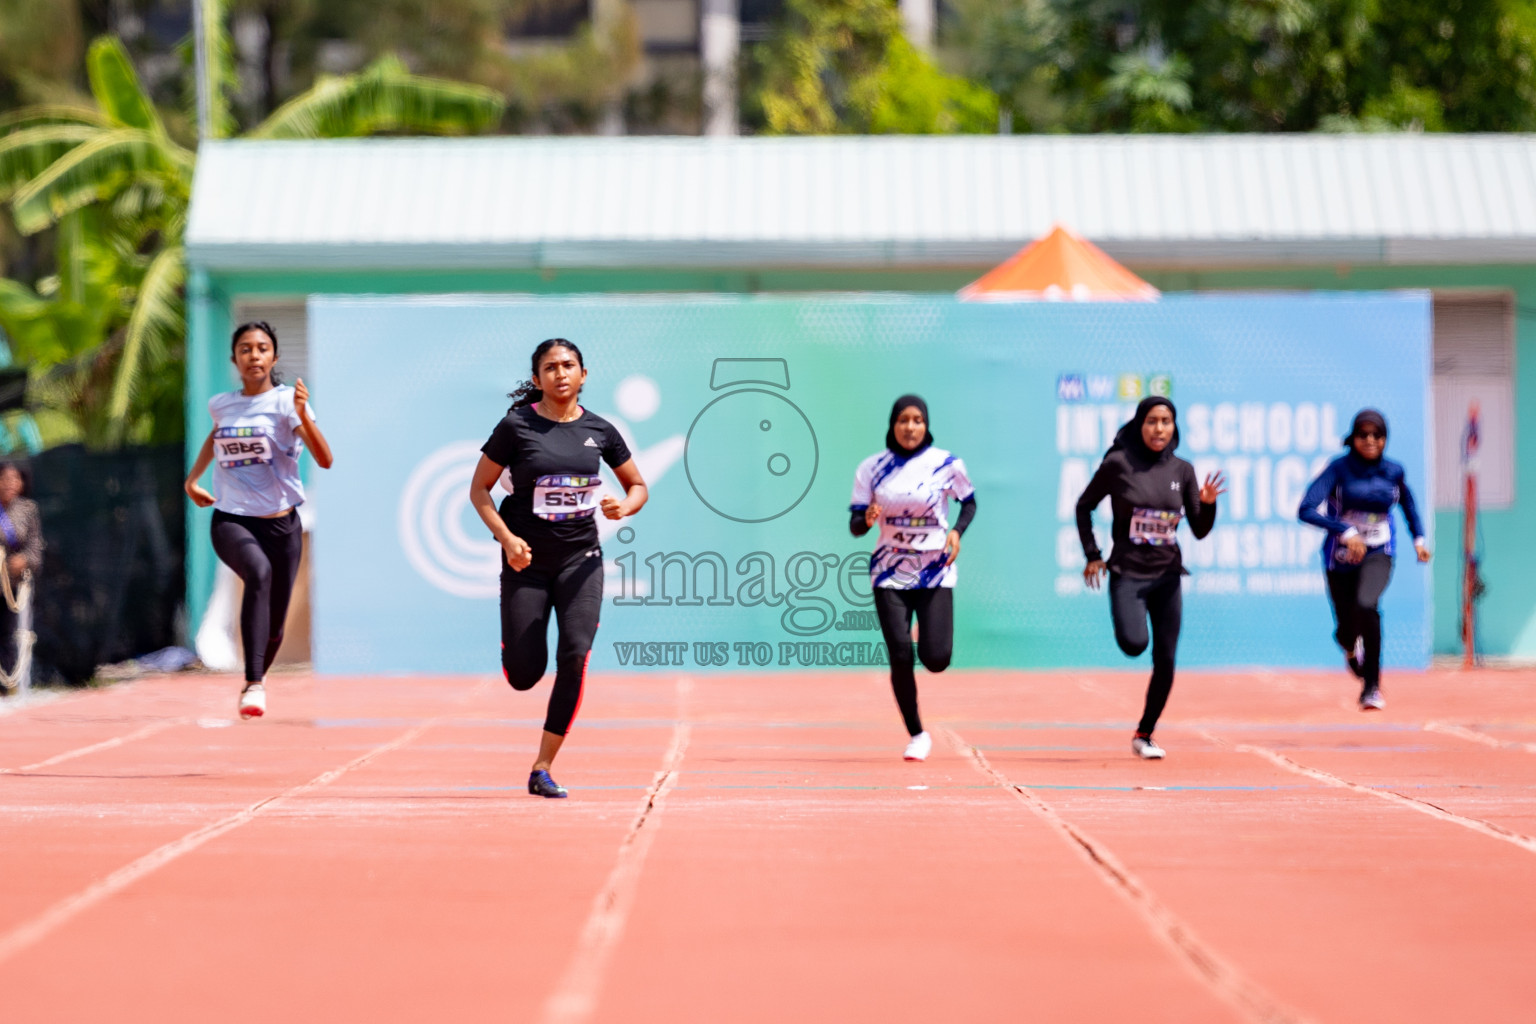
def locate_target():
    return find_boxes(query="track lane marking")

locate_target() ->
[0,681,492,966]
[1205,732,1536,856]
[1425,721,1536,754]
[0,718,188,774]
[540,678,693,1024]
[945,728,1315,1024]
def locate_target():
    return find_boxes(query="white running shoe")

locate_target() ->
[1359,687,1385,711]
[1132,736,1165,760]
[903,731,932,761]
[239,684,266,720]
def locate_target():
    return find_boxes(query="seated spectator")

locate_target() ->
[0,460,43,688]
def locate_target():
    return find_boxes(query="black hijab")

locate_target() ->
[886,394,933,456]
[1343,408,1388,463]
[1108,396,1179,461]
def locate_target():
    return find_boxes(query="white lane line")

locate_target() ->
[540,678,693,1024]
[0,718,188,774]
[0,711,451,966]
[1425,721,1536,754]
[945,728,1315,1024]
[1214,734,1536,856]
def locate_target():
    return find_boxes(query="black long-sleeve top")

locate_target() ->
[1075,448,1215,578]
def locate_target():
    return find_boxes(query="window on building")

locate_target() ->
[507,0,591,39]
[740,0,785,42]
[633,0,700,51]
[1432,291,1515,509]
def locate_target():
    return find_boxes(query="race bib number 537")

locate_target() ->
[533,474,601,521]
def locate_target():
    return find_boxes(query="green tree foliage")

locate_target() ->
[948,0,1536,132]
[231,0,640,133]
[0,33,503,449]
[0,0,85,109]
[749,0,998,134]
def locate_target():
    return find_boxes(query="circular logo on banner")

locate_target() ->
[686,388,818,522]
[398,441,501,599]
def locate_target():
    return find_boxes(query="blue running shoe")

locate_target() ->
[528,769,568,798]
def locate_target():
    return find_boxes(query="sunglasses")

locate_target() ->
[1356,430,1385,441]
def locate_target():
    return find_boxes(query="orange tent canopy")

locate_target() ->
[959,224,1159,302]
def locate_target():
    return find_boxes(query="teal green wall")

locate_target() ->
[190,260,1531,660]
[185,271,233,635]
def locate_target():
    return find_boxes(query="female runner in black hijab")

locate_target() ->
[849,395,977,760]
[1075,397,1225,759]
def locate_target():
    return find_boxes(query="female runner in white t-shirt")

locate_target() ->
[849,395,976,761]
[184,322,333,719]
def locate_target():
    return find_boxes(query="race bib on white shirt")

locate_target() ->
[214,426,276,468]
[851,446,972,589]
[1341,511,1391,548]
[533,474,601,521]
[881,513,946,552]
[1129,507,1181,546]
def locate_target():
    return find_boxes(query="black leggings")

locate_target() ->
[873,587,954,736]
[210,509,304,685]
[0,600,17,676]
[500,553,603,737]
[1326,550,1393,689]
[1109,572,1183,737]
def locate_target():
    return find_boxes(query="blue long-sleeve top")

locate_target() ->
[1297,452,1425,565]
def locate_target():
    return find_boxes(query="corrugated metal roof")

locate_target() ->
[185,135,1536,271]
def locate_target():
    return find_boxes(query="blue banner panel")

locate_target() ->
[309,293,1431,675]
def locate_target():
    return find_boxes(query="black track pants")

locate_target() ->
[873,587,954,736]
[1109,571,1183,737]
[0,600,16,675]
[500,552,603,737]
[1326,550,1393,689]
[210,509,304,684]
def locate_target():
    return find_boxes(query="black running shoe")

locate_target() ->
[528,769,568,798]
[1345,653,1365,680]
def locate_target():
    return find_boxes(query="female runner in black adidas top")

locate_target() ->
[1075,397,1224,760]
[469,339,647,798]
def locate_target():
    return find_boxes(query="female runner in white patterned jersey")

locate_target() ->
[849,395,976,761]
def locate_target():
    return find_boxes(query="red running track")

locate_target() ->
[2,667,1534,1023]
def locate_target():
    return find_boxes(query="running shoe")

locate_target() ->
[528,769,568,798]
[1131,735,1166,760]
[1359,687,1385,711]
[238,684,265,720]
[903,731,932,761]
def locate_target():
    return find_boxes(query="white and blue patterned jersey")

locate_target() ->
[850,446,974,589]
[208,386,311,517]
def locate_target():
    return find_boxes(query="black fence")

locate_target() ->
[23,444,185,685]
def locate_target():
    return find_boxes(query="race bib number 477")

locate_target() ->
[883,514,942,549]
[533,474,601,521]
[214,426,275,467]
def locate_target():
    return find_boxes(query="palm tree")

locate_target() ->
[0,26,502,447]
